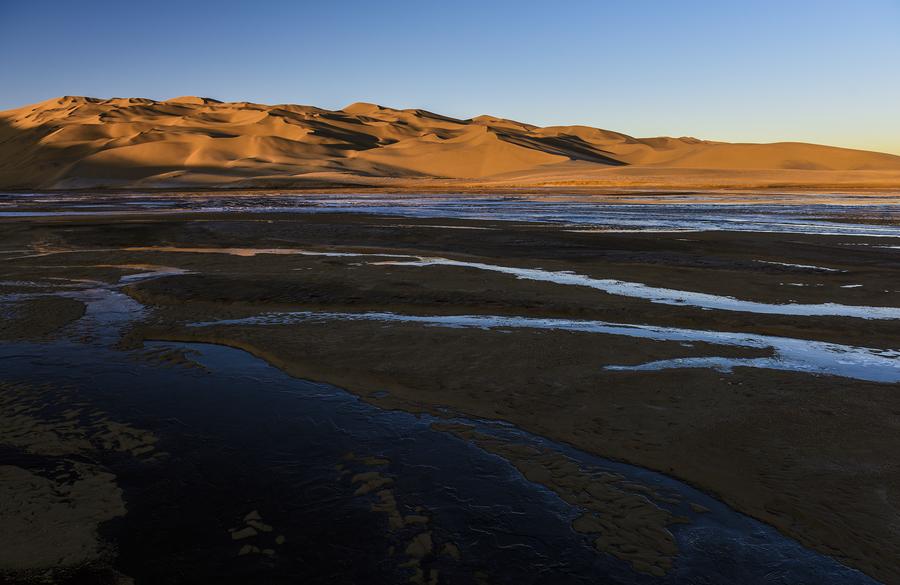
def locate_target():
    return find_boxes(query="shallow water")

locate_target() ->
[261,196,900,238]
[3,192,900,238]
[0,288,880,583]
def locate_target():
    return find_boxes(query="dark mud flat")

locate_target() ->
[0,335,877,585]
[1,192,899,584]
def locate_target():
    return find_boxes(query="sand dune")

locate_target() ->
[1,95,900,190]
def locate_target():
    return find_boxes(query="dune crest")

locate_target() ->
[1,96,899,190]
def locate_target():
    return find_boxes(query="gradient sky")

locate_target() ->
[2,0,899,154]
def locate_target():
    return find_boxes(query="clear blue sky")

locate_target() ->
[2,0,899,154]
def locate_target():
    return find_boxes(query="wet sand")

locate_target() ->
[0,195,899,583]
[0,296,85,339]
[0,379,156,584]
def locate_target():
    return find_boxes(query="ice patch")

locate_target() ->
[376,257,900,320]
[189,311,900,383]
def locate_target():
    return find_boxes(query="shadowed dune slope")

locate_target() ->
[2,96,900,189]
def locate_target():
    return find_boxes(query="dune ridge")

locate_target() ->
[2,96,900,190]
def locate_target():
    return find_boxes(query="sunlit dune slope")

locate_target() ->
[2,96,899,189]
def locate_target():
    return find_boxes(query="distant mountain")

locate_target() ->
[2,96,899,190]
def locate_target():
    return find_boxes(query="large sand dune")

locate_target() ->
[2,96,900,190]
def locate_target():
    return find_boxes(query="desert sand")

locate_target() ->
[2,96,900,190]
